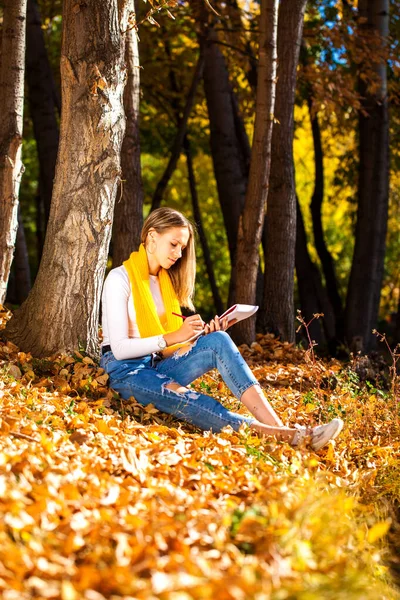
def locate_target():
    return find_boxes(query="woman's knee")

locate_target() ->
[207,330,237,353]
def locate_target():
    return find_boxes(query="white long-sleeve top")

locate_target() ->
[101,266,168,360]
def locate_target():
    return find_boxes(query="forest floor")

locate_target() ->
[0,306,400,600]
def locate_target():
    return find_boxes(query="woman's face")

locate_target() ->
[148,226,190,270]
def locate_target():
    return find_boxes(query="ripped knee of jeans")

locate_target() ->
[161,380,200,400]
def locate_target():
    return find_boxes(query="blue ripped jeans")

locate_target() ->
[100,331,257,432]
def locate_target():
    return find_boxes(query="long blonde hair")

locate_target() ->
[141,208,196,311]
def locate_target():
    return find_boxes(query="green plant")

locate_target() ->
[65,400,77,416]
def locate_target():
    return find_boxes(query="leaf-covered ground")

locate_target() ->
[1,307,400,599]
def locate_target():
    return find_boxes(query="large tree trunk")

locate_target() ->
[345,0,389,352]
[112,3,144,267]
[5,0,129,356]
[259,0,307,343]
[26,0,60,229]
[0,0,27,305]
[232,0,279,346]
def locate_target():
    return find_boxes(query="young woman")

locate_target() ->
[101,207,343,451]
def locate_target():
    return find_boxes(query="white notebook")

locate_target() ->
[183,304,259,343]
[219,304,259,324]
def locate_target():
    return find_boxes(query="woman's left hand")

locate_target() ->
[204,315,229,335]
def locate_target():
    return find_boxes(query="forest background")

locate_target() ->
[2,2,400,598]
[1,0,399,359]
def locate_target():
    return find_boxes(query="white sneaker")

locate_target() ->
[291,418,343,451]
[310,418,344,451]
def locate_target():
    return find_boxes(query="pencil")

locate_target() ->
[172,312,186,320]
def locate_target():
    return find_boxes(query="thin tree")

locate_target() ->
[192,0,250,303]
[307,95,344,342]
[5,0,130,356]
[0,0,27,305]
[184,134,224,316]
[295,198,336,349]
[345,0,389,351]
[150,39,223,315]
[232,0,279,346]
[150,51,205,213]
[112,2,144,267]
[13,208,32,303]
[259,0,308,343]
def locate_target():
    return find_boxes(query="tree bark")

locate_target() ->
[26,0,60,227]
[0,0,27,305]
[5,0,130,356]
[308,97,344,340]
[184,135,223,316]
[345,0,389,351]
[112,2,144,267]
[232,0,279,346]
[259,0,307,343]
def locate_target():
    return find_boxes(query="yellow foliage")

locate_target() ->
[0,318,399,598]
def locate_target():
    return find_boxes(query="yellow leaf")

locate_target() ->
[83,356,95,365]
[96,419,113,435]
[61,581,78,600]
[367,520,391,543]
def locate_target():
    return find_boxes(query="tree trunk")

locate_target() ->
[202,32,248,267]
[5,207,31,305]
[5,0,129,357]
[0,0,27,306]
[232,0,279,346]
[259,0,307,343]
[151,40,223,316]
[14,207,32,304]
[184,135,223,316]
[26,0,60,227]
[295,198,336,349]
[345,0,389,351]
[112,3,143,267]
[308,97,344,340]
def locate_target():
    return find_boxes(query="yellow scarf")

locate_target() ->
[123,243,183,338]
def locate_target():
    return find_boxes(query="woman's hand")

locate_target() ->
[204,315,232,335]
[177,314,205,341]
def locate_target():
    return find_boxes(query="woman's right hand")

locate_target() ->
[178,314,205,342]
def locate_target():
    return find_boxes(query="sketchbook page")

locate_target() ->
[219,304,259,324]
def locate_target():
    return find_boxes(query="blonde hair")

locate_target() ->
[141,207,196,311]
